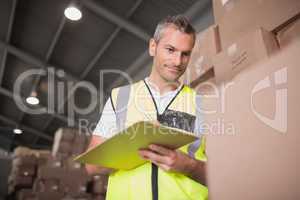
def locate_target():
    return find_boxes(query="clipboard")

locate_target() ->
[74,121,197,170]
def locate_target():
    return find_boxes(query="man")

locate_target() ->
[86,15,208,200]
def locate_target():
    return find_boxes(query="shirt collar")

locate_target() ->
[144,77,183,98]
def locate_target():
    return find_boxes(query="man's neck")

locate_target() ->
[148,73,181,95]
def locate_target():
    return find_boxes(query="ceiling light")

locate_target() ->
[13,128,23,134]
[64,6,82,21]
[26,91,39,105]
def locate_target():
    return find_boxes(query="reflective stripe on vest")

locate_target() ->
[115,84,131,131]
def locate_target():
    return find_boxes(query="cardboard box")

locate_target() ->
[65,158,84,170]
[13,147,35,157]
[213,28,278,84]
[52,128,77,157]
[33,178,61,192]
[213,0,300,48]
[182,25,221,84]
[35,191,64,200]
[54,128,77,142]
[10,176,33,189]
[37,165,66,179]
[91,174,108,194]
[46,156,63,168]
[60,169,89,195]
[13,165,36,177]
[16,189,35,200]
[62,194,93,200]
[37,153,51,167]
[12,155,37,166]
[61,177,88,195]
[72,133,90,155]
[277,17,300,48]
[199,40,300,200]
[52,140,73,157]
[93,195,106,200]
[13,146,51,158]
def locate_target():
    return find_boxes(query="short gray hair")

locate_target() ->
[153,15,196,42]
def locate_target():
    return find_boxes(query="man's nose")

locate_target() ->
[173,53,182,66]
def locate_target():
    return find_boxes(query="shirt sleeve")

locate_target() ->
[92,97,118,138]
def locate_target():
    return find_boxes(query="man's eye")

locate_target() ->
[183,52,191,57]
[166,48,174,53]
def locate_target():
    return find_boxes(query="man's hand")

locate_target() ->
[85,135,115,175]
[139,144,190,172]
[139,144,206,185]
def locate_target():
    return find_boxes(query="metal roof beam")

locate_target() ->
[19,16,67,135]
[42,0,145,131]
[0,0,17,85]
[82,0,150,41]
[80,0,144,79]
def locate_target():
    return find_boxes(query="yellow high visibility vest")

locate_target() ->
[106,80,208,200]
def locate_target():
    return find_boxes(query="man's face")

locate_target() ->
[149,25,195,82]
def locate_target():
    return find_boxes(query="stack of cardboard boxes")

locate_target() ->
[214,0,300,48]
[52,128,89,159]
[182,25,221,84]
[8,148,50,196]
[8,155,37,194]
[184,1,300,199]
[8,128,108,200]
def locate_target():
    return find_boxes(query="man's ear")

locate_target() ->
[149,38,157,57]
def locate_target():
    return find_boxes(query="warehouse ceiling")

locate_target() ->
[0,0,213,151]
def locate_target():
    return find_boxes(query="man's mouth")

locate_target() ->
[165,65,182,73]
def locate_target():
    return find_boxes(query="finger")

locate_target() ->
[138,150,149,159]
[151,161,172,172]
[159,163,172,172]
[148,144,173,156]
[139,149,168,164]
[140,151,174,172]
